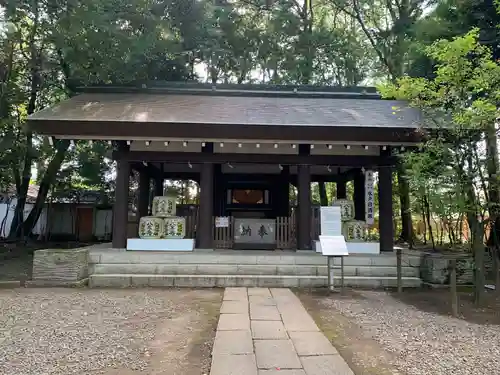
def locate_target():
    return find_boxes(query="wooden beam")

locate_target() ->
[113,151,396,167]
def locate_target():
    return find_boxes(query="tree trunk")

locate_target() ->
[423,193,435,250]
[21,140,70,236]
[397,163,414,246]
[318,181,328,206]
[485,122,500,247]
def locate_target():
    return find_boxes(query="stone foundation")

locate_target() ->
[31,248,89,286]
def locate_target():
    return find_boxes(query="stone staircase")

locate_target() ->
[88,250,422,288]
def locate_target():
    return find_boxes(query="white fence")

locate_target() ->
[0,199,112,239]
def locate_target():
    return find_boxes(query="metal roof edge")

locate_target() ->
[75,83,381,99]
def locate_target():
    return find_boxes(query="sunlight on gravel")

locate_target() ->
[0,288,221,375]
[320,290,500,375]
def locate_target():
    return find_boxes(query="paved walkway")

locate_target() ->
[210,287,354,375]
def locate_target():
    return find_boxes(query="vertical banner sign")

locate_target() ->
[365,170,375,225]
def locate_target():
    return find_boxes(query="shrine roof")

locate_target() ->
[27,83,423,143]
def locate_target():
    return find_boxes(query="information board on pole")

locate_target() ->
[319,235,349,256]
[320,206,342,236]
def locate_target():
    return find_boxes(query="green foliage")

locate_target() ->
[380,30,500,249]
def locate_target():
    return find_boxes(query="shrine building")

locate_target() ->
[27,83,422,254]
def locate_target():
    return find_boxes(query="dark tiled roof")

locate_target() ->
[29,92,421,128]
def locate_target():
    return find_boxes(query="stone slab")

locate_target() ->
[26,278,88,288]
[251,320,288,340]
[280,312,320,332]
[259,371,306,375]
[217,313,250,331]
[210,354,257,375]
[289,332,338,356]
[221,300,249,314]
[250,305,281,321]
[249,295,277,306]
[247,287,272,297]
[254,340,302,369]
[212,330,253,355]
[224,288,248,301]
[301,355,354,375]
[0,280,21,288]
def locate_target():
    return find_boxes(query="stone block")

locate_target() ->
[216,276,240,287]
[224,288,248,301]
[148,275,174,287]
[289,331,338,356]
[130,275,152,287]
[89,275,131,288]
[155,264,198,274]
[221,300,249,314]
[32,247,89,283]
[280,312,319,332]
[210,354,257,375]
[301,355,354,375]
[26,279,88,288]
[420,253,474,285]
[251,320,288,339]
[294,254,326,265]
[256,255,295,265]
[212,330,253,355]
[174,276,216,287]
[238,265,277,275]
[249,295,276,306]
[254,340,302,369]
[276,265,317,276]
[217,313,250,331]
[247,288,271,297]
[250,305,281,321]
[0,280,21,288]
[258,371,306,375]
[198,264,239,275]
[217,254,258,265]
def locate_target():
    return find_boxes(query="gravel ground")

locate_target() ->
[315,290,500,375]
[0,288,222,375]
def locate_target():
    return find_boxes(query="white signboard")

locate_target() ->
[320,206,342,236]
[365,170,375,225]
[215,216,230,228]
[319,235,349,256]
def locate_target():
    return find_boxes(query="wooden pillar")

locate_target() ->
[154,177,164,196]
[353,170,365,220]
[379,166,394,252]
[112,144,130,248]
[138,170,150,218]
[337,179,347,199]
[297,164,312,250]
[199,162,214,248]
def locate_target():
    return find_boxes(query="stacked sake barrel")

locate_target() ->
[331,199,366,241]
[138,195,186,239]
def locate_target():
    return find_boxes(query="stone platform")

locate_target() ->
[88,249,422,288]
[211,287,353,375]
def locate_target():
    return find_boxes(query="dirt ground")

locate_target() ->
[0,288,222,375]
[299,290,402,375]
[299,288,500,375]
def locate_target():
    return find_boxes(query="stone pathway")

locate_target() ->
[210,287,354,375]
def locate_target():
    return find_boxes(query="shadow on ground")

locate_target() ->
[389,288,500,326]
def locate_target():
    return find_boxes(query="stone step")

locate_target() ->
[88,274,422,288]
[92,263,419,277]
[91,252,422,268]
